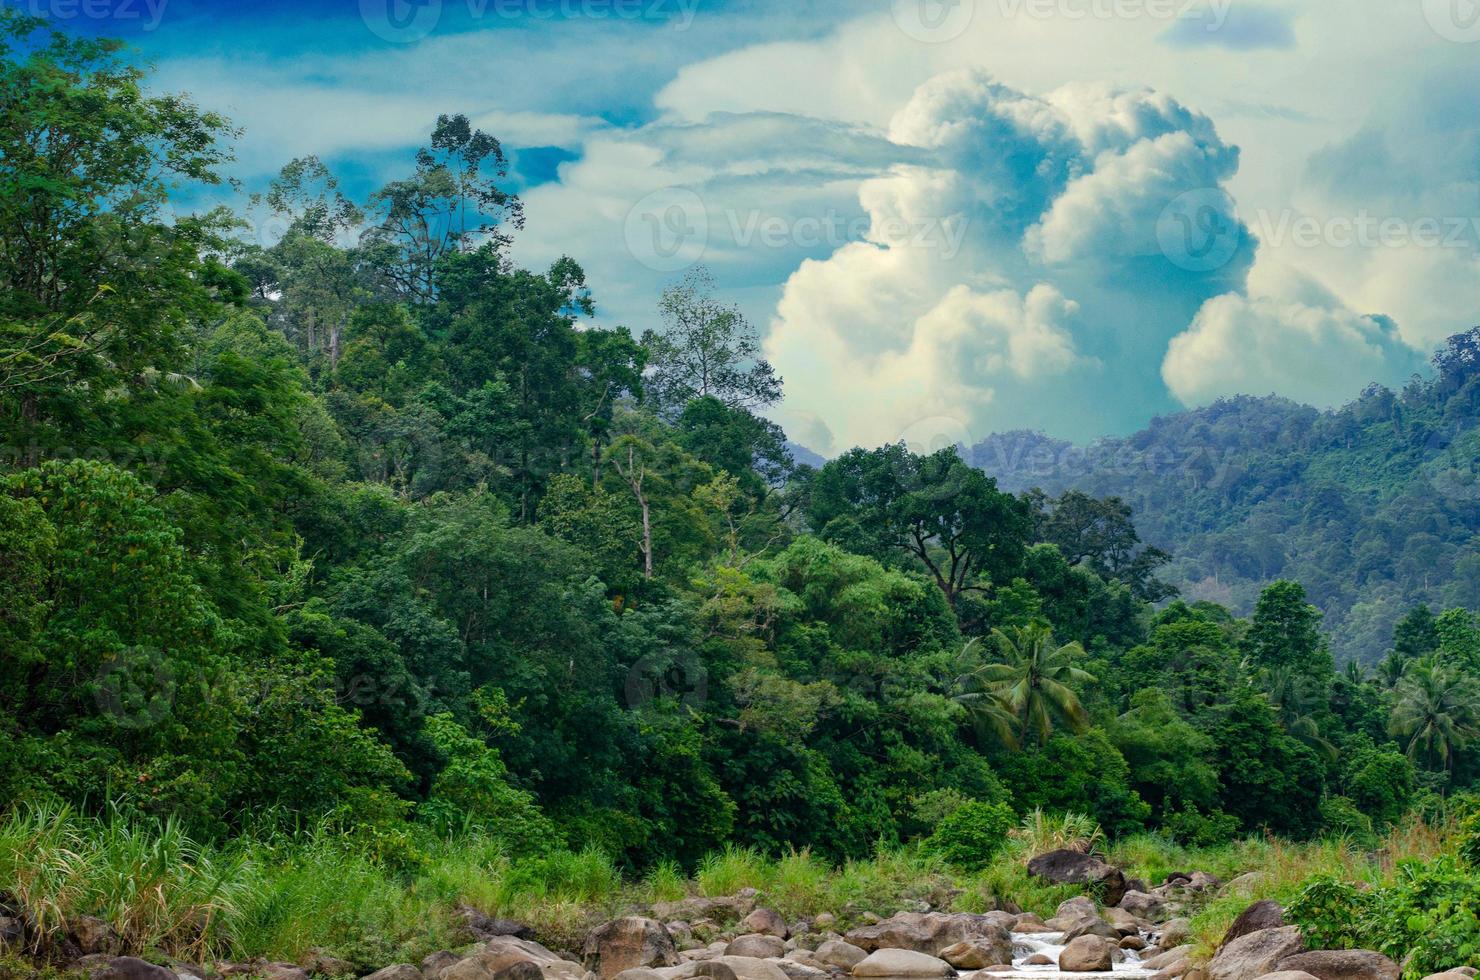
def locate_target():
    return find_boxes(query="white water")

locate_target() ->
[959,931,1156,980]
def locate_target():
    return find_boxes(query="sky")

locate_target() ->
[31,0,1480,455]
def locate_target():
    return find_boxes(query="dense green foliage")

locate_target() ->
[3,13,1480,893]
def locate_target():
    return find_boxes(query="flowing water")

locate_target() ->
[958,931,1156,980]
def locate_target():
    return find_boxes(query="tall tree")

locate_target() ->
[807,444,1031,608]
[963,625,1095,747]
[641,267,781,417]
[1389,660,1480,774]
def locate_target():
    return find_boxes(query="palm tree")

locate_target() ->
[1263,666,1339,763]
[1389,659,1480,773]
[958,625,1096,747]
[953,639,1021,750]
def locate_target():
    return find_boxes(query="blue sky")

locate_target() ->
[28,0,1480,454]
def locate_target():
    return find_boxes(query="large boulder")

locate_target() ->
[725,936,786,960]
[710,957,790,980]
[1144,947,1196,973]
[937,937,1013,970]
[1259,973,1322,980]
[740,910,789,940]
[585,919,681,979]
[1064,916,1122,942]
[1208,927,1304,980]
[1027,851,1127,907]
[1276,951,1401,980]
[843,913,1005,957]
[1120,891,1169,922]
[71,957,176,980]
[1221,903,1285,948]
[364,967,425,980]
[1058,937,1115,973]
[1160,919,1193,949]
[422,953,462,979]
[814,943,867,971]
[851,950,955,979]
[70,917,121,956]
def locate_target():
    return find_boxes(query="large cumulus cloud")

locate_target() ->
[764,69,1254,452]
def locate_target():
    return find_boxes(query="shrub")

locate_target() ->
[923,802,1015,871]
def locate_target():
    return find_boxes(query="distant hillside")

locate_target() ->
[969,329,1480,664]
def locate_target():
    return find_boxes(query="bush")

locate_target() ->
[923,802,1015,871]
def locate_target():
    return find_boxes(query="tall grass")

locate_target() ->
[0,804,251,960]
[0,804,1462,971]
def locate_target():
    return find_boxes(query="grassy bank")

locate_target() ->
[0,804,1463,974]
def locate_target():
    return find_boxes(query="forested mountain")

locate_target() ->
[969,337,1480,665]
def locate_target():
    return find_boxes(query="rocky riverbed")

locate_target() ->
[37,850,1477,980]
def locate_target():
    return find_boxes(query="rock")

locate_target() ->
[937,938,1013,970]
[0,916,24,949]
[445,939,583,980]
[725,937,785,960]
[261,965,311,980]
[1257,973,1322,980]
[709,958,788,980]
[363,967,424,980]
[1028,851,1127,907]
[851,950,955,979]
[1144,947,1197,972]
[489,965,544,980]
[422,953,462,979]
[812,915,835,931]
[843,913,1008,957]
[689,963,741,980]
[1421,973,1476,980]
[739,911,789,940]
[814,943,867,971]
[1221,903,1285,948]
[1150,965,1193,980]
[584,919,681,979]
[1104,908,1142,934]
[1160,920,1193,949]
[1058,937,1114,973]
[1121,937,1148,951]
[1208,927,1304,980]
[1224,873,1267,897]
[1063,917,1122,943]
[1057,897,1100,921]
[771,963,828,980]
[1026,956,1054,966]
[72,957,178,980]
[458,909,535,941]
[71,917,121,956]
[653,895,759,926]
[1120,891,1169,922]
[1190,873,1223,892]
[299,950,354,977]
[614,971,666,980]
[1275,952,1401,980]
